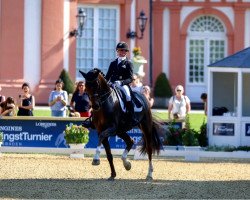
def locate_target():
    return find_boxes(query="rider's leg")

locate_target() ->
[121,85,138,126]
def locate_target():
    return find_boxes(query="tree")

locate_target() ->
[154,72,172,98]
[59,69,74,94]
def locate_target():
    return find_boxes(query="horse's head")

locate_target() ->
[79,68,110,110]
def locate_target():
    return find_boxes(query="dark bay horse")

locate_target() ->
[80,68,161,180]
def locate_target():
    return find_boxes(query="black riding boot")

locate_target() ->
[82,117,95,129]
[126,101,138,126]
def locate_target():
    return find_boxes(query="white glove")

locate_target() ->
[115,81,122,85]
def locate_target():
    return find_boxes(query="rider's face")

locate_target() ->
[117,49,128,57]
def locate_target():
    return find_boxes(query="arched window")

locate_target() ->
[187,15,226,84]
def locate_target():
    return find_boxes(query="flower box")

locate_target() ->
[64,124,89,159]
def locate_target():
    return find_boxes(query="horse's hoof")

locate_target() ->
[107,176,115,181]
[146,175,153,181]
[123,161,131,171]
[92,159,100,165]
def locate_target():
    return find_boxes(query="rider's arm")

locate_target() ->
[121,61,133,86]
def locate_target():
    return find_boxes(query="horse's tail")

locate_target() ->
[139,97,162,155]
[151,120,163,154]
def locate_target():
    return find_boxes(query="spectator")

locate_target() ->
[17,82,35,116]
[70,81,91,117]
[168,85,191,120]
[200,93,207,115]
[130,74,143,93]
[141,85,154,108]
[48,78,68,117]
[0,96,16,116]
[0,85,6,103]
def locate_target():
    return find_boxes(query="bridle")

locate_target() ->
[86,74,113,111]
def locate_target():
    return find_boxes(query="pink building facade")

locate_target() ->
[1,0,250,104]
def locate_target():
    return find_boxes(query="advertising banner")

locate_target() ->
[0,118,179,149]
[213,123,234,136]
[245,123,250,136]
[0,119,143,149]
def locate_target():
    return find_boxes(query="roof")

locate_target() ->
[208,47,250,68]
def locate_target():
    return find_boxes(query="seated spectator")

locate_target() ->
[70,81,91,117]
[0,85,6,103]
[130,74,143,93]
[0,97,16,116]
[17,82,35,116]
[141,85,154,108]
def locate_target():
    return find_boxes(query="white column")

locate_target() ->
[162,8,170,77]
[63,0,70,71]
[24,0,41,90]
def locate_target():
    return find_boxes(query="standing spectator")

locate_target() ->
[200,93,207,116]
[0,85,6,103]
[48,79,68,117]
[70,81,91,117]
[0,96,16,116]
[130,74,143,93]
[168,85,191,120]
[141,85,154,108]
[17,82,35,116]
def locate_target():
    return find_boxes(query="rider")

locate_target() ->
[106,41,137,126]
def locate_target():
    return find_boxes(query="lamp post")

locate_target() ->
[149,0,153,87]
[69,8,87,37]
[126,10,148,39]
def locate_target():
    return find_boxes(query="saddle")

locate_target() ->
[113,85,142,113]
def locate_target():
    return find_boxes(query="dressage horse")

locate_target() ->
[80,68,161,180]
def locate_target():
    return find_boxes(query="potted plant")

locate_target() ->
[132,47,147,77]
[182,115,201,161]
[153,72,173,108]
[197,119,208,147]
[64,124,89,149]
[164,121,183,150]
[0,132,3,146]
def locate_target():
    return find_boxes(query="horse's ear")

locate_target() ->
[79,70,87,79]
[93,68,101,73]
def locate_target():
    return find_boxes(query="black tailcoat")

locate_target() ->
[105,58,133,86]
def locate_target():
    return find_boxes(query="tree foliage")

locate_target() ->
[154,72,173,98]
[59,69,74,94]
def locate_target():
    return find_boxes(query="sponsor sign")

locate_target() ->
[245,124,250,136]
[0,119,143,149]
[0,118,179,149]
[213,123,234,136]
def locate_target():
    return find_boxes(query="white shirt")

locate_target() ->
[169,95,190,118]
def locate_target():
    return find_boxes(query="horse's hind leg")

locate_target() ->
[102,137,116,181]
[139,122,154,180]
[118,132,134,171]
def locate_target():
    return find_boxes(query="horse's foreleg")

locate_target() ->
[92,126,116,166]
[118,132,134,171]
[102,137,116,180]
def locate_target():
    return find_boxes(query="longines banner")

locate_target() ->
[213,123,234,136]
[0,118,181,149]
